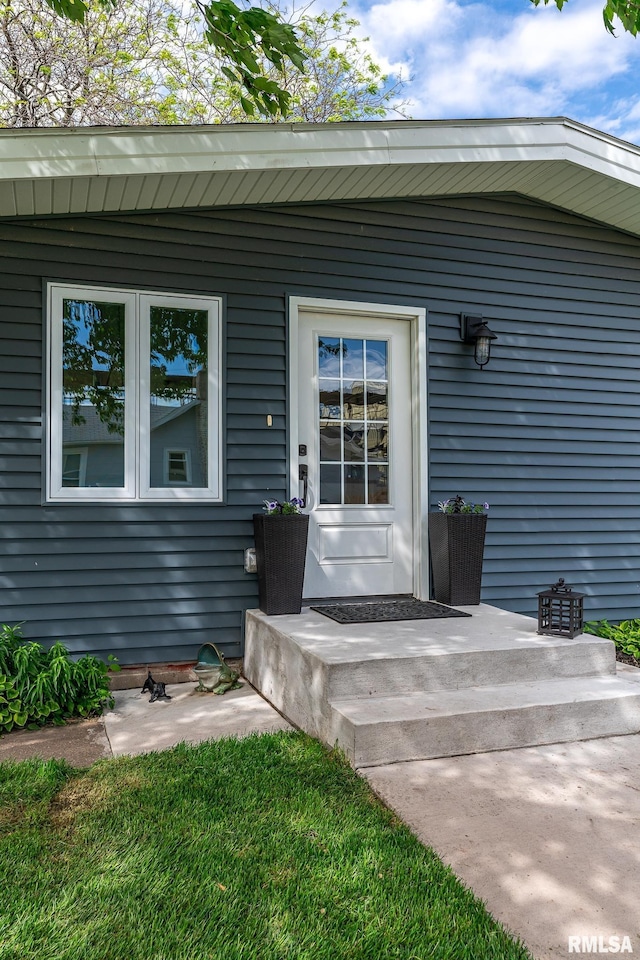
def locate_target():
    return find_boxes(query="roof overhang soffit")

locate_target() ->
[2,119,640,236]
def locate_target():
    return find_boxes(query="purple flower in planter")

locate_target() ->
[281,498,303,515]
[262,497,304,516]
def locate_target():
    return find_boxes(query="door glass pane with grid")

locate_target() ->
[318,337,389,506]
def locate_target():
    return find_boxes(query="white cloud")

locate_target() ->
[587,97,640,146]
[350,0,640,125]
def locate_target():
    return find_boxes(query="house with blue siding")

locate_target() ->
[2,116,640,665]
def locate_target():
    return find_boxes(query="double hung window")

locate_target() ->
[47,284,222,502]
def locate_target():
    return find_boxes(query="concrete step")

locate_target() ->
[325,632,615,700]
[330,673,640,768]
[245,606,616,701]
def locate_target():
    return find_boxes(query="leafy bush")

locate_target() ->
[584,618,640,660]
[0,623,119,734]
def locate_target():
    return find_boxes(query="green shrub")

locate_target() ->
[0,623,119,734]
[584,618,640,660]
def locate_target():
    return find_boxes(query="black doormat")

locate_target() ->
[310,599,472,624]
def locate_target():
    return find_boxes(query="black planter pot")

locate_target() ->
[253,513,310,615]
[428,513,487,605]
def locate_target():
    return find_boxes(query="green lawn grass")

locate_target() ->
[0,731,532,960]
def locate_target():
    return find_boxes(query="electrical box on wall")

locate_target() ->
[244,547,257,574]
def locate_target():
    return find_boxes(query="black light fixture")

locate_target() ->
[459,314,498,369]
[537,578,585,638]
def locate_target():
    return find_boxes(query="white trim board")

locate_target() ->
[288,296,429,601]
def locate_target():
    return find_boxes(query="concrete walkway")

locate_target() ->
[1,676,639,959]
[104,681,292,756]
[363,734,640,959]
[0,681,291,766]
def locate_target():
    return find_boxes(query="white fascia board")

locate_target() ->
[90,127,393,177]
[563,140,640,191]
[0,119,570,179]
[0,118,595,181]
[82,118,640,185]
[386,120,640,190]
[0,131,99,180]
[4,118,640,218]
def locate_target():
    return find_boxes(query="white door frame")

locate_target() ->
[288,296,429,601]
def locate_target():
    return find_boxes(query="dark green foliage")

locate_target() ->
[0,624,118,734]
[0,732,533,960]
[584,618,640,660]
[530,0,640,37]
[204,0,305,116]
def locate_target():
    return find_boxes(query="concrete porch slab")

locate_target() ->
[244,603,640,765]
[246,603,610,664]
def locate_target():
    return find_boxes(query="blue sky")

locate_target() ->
[349,0,640,144]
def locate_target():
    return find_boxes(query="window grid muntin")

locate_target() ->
[318,335,389,505]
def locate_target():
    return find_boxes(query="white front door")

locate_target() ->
[295,307,415,599]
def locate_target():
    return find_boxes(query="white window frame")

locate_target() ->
[47,283,223,503]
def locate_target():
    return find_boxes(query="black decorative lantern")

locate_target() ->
[459,314,498,369]
[537,578,584,638]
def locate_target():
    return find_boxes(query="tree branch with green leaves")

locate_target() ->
[41,0,306,116]
[531,0,640,36]
[0,0,404,126]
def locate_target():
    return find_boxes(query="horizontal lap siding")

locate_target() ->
[0,194,639,661]
[422,196,640,620]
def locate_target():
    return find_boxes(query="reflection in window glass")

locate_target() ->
[366,383,388,420]
[62,299,125,487]
[343,422,365,462]
[366,340,387,380]
[343,381,365,420]
[317,336,389,505]
[149,306,208,489]
[166,449,191,485]
[344,464,366,504]
[62,450,86,487]
[320,463,341,504]
[320,421,342,461]
[51,286,221,501]
[342,339,364,379]
[368,465,389,504]
[63,453,81,486]
[366,424,388,461]
[318,337,341,377]
[319,380,341,419]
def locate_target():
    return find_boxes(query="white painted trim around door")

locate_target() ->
[288,296,429,601]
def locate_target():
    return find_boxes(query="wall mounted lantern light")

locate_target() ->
[459,314,498,369]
